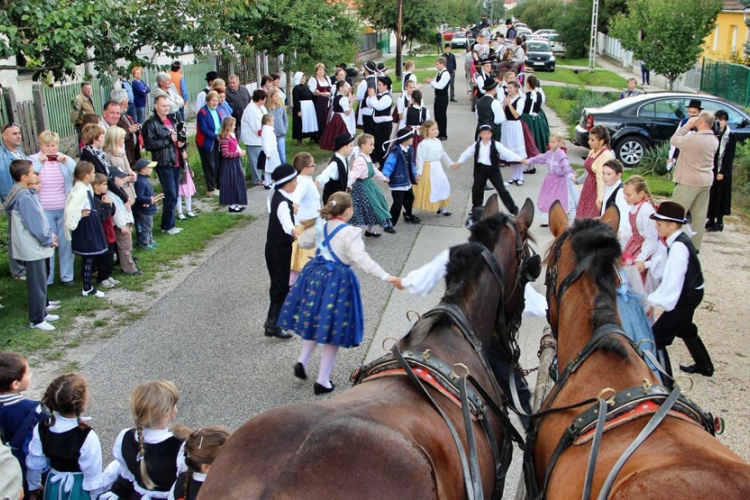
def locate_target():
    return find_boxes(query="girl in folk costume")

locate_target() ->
[218,116,248,213]
[498,80,529,186]
[104,380,186,500]
[308,63,333,139]
[367,76,394,166]
[167,427,230,500]
[706,109,735,232]
[520,75,550,156]
[291,72,318,146]
[576,125,616,219]
[348,134,394,236]
[623,174,665,294]
[401,60,418,91]
[320,80,355,150]
[404,90,430,156]
[26,373,104,500]
[289,152,321,284]
[393,79,415,131]
[414,120,454,216]
[261,114,281,188]
[525,133,578,226]
[279,192,398,395]
[600,159,630,245]
[266,89,289,164]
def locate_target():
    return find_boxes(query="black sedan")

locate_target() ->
[525,40,556,72]
[573,92,750,167]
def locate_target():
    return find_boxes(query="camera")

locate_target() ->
[176,122,187,143]
[46,155,58,162]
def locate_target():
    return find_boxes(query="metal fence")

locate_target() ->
[183,61,215,101]
[701,58,750,108]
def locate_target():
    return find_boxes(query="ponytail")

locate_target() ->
[319,192,352,220]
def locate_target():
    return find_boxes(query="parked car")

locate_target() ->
[442,27,460,42]
[547,34,566,55]
[517,27,533,38]
[533,29,557,38]
[525,40,556,72]
[451,31,473,49]
[573,92,750,167]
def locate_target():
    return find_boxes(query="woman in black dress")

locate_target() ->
[292,72,318,146]
[309,63,333,141]
[706,109,735,232]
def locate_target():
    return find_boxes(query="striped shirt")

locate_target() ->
[38,161,67,210]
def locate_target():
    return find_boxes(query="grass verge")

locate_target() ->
[537,67,628,89]
[557,57,602,68]
[544,86,578,139]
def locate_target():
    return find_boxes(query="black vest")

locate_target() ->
[522,92,535,114]
[333,95,344,113]
[434,71,449,96]
[504,97,521,121]
[405,107,427,127]
[373,93,392,117]
[267,190,295,247]
[322,155,348,203]
[38,423,91,473]
[172,471,203,500]
[672,232,704,291]
[121,429,184,492]
[476,95,496,127]
[362,76,376,109]
[473,140,501,169]
[605,184,622,210]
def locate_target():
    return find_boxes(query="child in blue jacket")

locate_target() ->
[382,128,420,226]
[132,159,163,250]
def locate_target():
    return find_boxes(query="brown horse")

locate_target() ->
[526,202,750,499]
[197,197,536,500]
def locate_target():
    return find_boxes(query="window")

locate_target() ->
[701,100,746,125]
[732,25,739,52]
[713,26,720,51]
[639,99,685,120]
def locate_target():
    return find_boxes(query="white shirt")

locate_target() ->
[267,189,297,235]
[26,414,104,494]
[368,93,393,123]
[240,102,268,146]
[647,230,703,311]
[195,89,208,113]
[474,70,491,95]
[316,153,348,185]
[111,427,187,495]
[457,140,524,165]
[261,124,280,172]
[475,95,505,125]
[397,94,411,119]
[308,76,332,93]
[356,76,375,115]
[416,138,453,175]
[431,70,450,90]
[292,175,321,222]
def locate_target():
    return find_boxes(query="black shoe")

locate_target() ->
[383,226,397,234]
[61,280,76,287]
[294,362,307,380]
[239,206,246,212]
[264,321,292,339]
[706,223,720,232]
[128,270,143,276]
[437,209,452,216]
[484,184,493,191]
[403,213,420,224]
[705,219,715,229]
[540,223,549,228]
[314,382,335,395]
[450,99,458,102]
[365,230,381,238]
[718,222,724,231]
[524,167,536,174]
[679,363,714,376]
[229,206,242,213]
[679,336,714,377]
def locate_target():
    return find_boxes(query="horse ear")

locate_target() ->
[549,200,568,238]
[601,204,621,234]
[482,193,499,217]
[515,197,535,232]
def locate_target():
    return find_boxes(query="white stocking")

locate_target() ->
[265,171,273,186]
[512,164,524,182]
[177,195,184,215]
[185,195,192,212]
[317,344,340,388]
[298,340,317,369]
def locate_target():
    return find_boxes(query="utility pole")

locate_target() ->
[588,0,599,72]
[396,0,403,78]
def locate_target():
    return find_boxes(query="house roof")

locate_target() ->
[724,0,747,11]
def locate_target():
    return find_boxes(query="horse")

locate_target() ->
[524,201,750,499]
[197,196,538,500]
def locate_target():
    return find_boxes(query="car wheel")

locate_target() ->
[615,136,648,167]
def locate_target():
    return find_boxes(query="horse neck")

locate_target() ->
[556,279,600,368]
[458,270,504,359]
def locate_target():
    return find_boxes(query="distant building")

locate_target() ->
[702,0,750,61]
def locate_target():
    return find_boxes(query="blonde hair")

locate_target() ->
[103,126,126,155]
[404,60,415,71]
[357,134,373,147]
[624,175,653,204]
[549,133,565,143]
[262,113,274,126]
[419,120,437,138]
[293,152,314,173]
[38,130,60,146]
[205,91,219,104]
[211,78,226,90]
[314,63,326,73]
[130,380,180,490]
[218,117,236,140]
[319,192,352,219]
[131,66,142,77]
[266,89,281,110]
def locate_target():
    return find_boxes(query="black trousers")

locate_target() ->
[265,242,293,322]
[472,163,518,215]
[363,114,375,136]
[489,342,532,430]
[653,288,703,348]
[198,144,221,192]
[95,243,115,282]
[390,189,415,225]
[434,94,449,138]
[372,121,393,166]
[449,72,456,100]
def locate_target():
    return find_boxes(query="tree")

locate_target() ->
[554,0,593,59]
[515,0,562,32]
[358,0,440,47]
[437,0,484,29]
[611,0,722,89]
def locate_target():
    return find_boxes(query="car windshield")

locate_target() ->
[529,42,551,51]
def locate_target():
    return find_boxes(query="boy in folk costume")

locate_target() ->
[473,59,494,101]
[356,61,378,134]
[395,79,415,131]
[475,78,504,139]
[264,165,300,339]
[381,128,420,226]
[647,201,713,382]
[317,134,355,204]
[427,58,451,140]
[367,76,394,167]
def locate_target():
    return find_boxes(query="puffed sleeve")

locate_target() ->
[345,228,389,280]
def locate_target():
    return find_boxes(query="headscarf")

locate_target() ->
[294,72,304,86]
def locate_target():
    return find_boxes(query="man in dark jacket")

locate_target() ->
[142,95,185,235]
[442,44,458,102]
[226,74,251,138]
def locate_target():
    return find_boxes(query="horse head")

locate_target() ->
[544,201,623,365]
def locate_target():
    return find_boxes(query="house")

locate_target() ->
[703,0,750,61]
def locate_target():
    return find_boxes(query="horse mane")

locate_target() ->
[444,243,487,304]
[547,218,629,360]
[469,212,536,250]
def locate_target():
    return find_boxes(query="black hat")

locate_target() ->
[133,159,157,171]
[364,61,377,73]
[377,62,386,72]
[205,71,219,82]
[649,201,687,224]
[272,164,298,188]
[478,124,494,133]
[483,78,499,91]
[346,67,359,78]
[394,128,413,144]
[480,58,493,66]
[687,99,702,110]
[377,75,392,88]
[110,167,129,179]
[334,133,355,151]
[505,19,513,25]
[338,63,347,70]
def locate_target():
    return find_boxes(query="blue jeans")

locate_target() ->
[133,212,154,247]
[135,107,146,124]
[277,137,287,165]
[127,103,137,123]
[156,166,181,231]
[44,208,74,284]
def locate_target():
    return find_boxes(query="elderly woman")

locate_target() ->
[212,79,234,118]
[111,88,142,167]
[308,63,332,139]
[131,66,150,124]
[292,72,318,146]
[151,72,184,115]
[196,90,224,195]
[79,123,131,205]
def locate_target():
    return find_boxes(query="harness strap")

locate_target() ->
[458,375,485,499]
[391,344,477,500]
[595,384,682,500]
[582,398,608,500]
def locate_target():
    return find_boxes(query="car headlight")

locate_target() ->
[550,55,555,61]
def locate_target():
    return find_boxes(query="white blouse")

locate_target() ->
[292,175,321,222]
[416,138,454,175]
[628,200,659,264]
[308,76,332,92]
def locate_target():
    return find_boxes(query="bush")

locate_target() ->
[558,85,581,100]
[636,142,671,176]
[734,141,750,193]
[568,90,617,125]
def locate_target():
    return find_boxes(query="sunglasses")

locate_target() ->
[1,122,18,132]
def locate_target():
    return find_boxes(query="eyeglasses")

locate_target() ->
[1,122,18,132]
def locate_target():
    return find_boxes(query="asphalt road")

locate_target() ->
[80,59,588,495]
